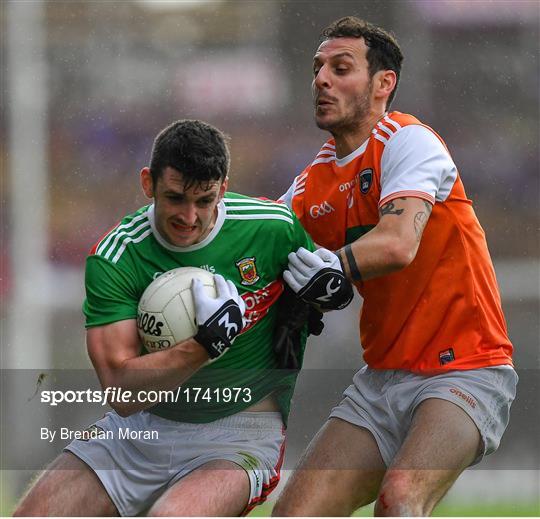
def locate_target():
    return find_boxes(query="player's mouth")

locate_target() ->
[170,221,198,235]
[315,95,337,109]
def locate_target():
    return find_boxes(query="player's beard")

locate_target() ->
[315,83,372,136]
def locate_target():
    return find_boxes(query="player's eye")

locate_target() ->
[197,198,213,207]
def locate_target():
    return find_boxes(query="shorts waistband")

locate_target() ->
[207,412,283,431]
[146,411,284,431]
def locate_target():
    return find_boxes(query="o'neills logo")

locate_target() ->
[449,388,477,408]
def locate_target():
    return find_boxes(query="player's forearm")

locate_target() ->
[336,197,430,282]
[97,339,209,416]
[337,227,418,282]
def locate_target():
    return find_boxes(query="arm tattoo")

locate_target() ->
[413,201,433,240]
[379,200,404,216]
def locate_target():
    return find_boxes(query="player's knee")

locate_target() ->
[13,492,44,517]
[272,494,297,516]
[374,470,425,517]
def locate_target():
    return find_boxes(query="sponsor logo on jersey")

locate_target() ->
[236,257,260,286]
[359,168,373,194]
[439,348,455,365]
[449,387,477,408]
[309,201,335,219]
[339,178,358,192]
[240,279,283,333]
[199,264,216,273]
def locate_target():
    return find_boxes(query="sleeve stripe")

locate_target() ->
[224,204,293,216]
[379,190,435,208]
[102,221,151,260]
[383,115,402,131]
[223,198,283,207]
[111,228,153,264]
[376,122,395,138]
[373,133,388,145]
[316,151,336,159]
[96,212,149,255]
[311,156,336,166]
[225,214,294,225]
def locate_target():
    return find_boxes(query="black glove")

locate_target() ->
[192,274,245,360]
[273,284,324,370]
[284,247,353,310]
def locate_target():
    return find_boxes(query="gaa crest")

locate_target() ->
[235,257,260,286]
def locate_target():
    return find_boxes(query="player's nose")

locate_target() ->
[177,203,198,225]
[314,64,331,90]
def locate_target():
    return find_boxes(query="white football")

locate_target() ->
[137,267,216,352]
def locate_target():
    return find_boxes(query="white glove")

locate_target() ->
[192,274,246,359]
[283,247,353,310]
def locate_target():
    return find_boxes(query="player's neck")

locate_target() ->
[332,110,385,158]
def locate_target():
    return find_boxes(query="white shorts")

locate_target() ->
[65,410,285,516]
[329,365,517,467]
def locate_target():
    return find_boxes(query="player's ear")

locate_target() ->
[218,177,228,199]
[140,167,154,199]
[372,69,396,105]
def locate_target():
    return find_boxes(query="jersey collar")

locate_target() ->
[334,112,389,167]
[147,200,225,252]
[334,139,369,167]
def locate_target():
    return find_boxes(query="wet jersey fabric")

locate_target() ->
[281,111,512,372]
[83,193,315,423]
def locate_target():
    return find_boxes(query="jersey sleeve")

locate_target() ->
[379,125,458,207]
[289,210,315,253]
[83,255,139,328]
[279,168,309,222]
[278,181,295,208]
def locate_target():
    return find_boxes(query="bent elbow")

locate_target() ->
[110,402,135,418]
[387,242,417,271]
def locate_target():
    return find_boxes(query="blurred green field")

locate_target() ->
[2,480,538,517]
[2,493,539,516]
[248,500,540,517]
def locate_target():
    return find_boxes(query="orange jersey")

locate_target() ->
[282,111,513,372]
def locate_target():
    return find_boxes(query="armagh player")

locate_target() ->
[14,120,344,516]
[273,17,517,516]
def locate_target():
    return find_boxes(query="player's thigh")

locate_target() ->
[147,459,250,517]
[376,398,481,516]
[273,417,386,517]
[13,451,118,517]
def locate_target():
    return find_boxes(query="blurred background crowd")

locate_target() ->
[1,0,539,514]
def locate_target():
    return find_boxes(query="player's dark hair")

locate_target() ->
[149,119,230,189]
[321,16,403,109]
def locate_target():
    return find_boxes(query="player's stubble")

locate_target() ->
[313,80,373,136]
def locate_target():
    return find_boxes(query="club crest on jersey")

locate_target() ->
[235,257,260,286]
[359,168,373,194]
[439,348,455,366]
